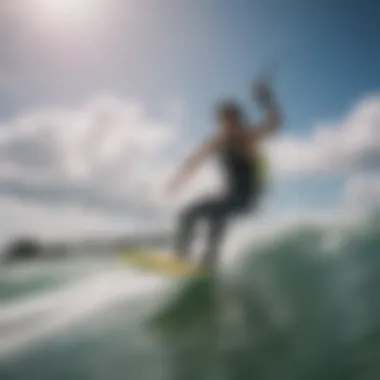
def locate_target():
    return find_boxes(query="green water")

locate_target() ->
[1,213,380,380]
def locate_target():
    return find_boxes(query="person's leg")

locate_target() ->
[174,198,215,260]
[202,213,228,269]
[201,198,236,269]
[202,195,254,269]
[175,195,252,265]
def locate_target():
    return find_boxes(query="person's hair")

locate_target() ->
[216,100,244,123]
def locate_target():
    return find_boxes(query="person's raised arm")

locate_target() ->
[248,78,283,143]
[167,137,221,194]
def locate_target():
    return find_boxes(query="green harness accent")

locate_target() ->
[254,152,269,184]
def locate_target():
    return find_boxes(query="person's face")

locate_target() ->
[218,111,241,137]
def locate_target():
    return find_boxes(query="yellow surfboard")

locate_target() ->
[120,249,204,277]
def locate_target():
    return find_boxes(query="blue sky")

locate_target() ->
[0,0,379,241]
[4,0,380,123]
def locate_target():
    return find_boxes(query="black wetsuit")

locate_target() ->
[175,141,262,267]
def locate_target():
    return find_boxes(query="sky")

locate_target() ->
[0,0,379,244]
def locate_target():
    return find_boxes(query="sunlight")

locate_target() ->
[28,0,111,39]
[35,0,101,26]
[39,0,89,17]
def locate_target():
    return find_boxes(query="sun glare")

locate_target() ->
[37,0,94,23]
[42,0,87,14]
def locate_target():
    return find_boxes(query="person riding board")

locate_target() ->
[167,77,282,270]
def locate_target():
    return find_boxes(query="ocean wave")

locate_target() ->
[1,213,379,380]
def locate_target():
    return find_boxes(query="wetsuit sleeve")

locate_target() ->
[168,137,221,192]
[184,138,220,169]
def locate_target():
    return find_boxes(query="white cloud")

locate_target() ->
[0,95,183,217]
[344,174,380,210]
[268,95,380,178]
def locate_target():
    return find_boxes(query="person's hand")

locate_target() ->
[253,76,276,108]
